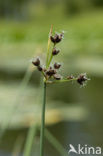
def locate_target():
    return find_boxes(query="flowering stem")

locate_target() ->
[40,81,46,156]
[53,78,77,83]
[41,71,47,80]
[47,44,55,68]
[47,54,53,68]
[46,78,77,84]
[46,25,53,68]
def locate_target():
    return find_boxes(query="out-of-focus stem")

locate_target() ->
[23,125,37,156]
[45,129,68,156]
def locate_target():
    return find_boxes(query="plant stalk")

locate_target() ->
[46,78,77,84]
[47,44,55,68]
[40,81,46,156]
[46,25,53,68]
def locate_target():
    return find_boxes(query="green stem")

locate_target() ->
[47,44,55,68]
[40,82,46,156]
[46,78,77,84]
[53,78,77,83]
[42,71,46,80]
[47,54,53,68]
[46,25,53,67]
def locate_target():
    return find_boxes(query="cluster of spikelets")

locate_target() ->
[32,30,89,86]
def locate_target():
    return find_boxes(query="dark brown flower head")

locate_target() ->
[77,73,88,85]
[49,66,52,70]
[46,68,56,76]
[54,62,61,69]
[38,66,43,71]
[32,58,40,66]
[67,75,74,80]
[53,74,61,80]
[52,48,60,56]
[50,33,64,44]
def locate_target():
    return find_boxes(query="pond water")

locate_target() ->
[0,77,103,156]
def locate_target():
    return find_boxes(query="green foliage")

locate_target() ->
[0,0,28,18]
[91,0,103,7]
[0,0,103,19]
[64,0,103,15]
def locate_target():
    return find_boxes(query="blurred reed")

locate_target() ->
[12,134,24,156]
[23,124,38,156]
[0,64,34,139]
[45,129,68,156]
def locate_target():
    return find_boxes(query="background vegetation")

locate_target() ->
[0,0,103,156]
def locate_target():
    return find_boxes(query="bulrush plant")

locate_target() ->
[32,26,89,156]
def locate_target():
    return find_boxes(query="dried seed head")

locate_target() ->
[52,48,60,56]
[67,75,74,80]
[77,73,88,85]
[38,66,43,71]
[46,68,56,76]
[43,68,47,72]
[50,33,64,44]
[32,58,40,66]
[53,74,61,80]
[54,62,61,69]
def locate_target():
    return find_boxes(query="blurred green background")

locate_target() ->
[0,0,103,155]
